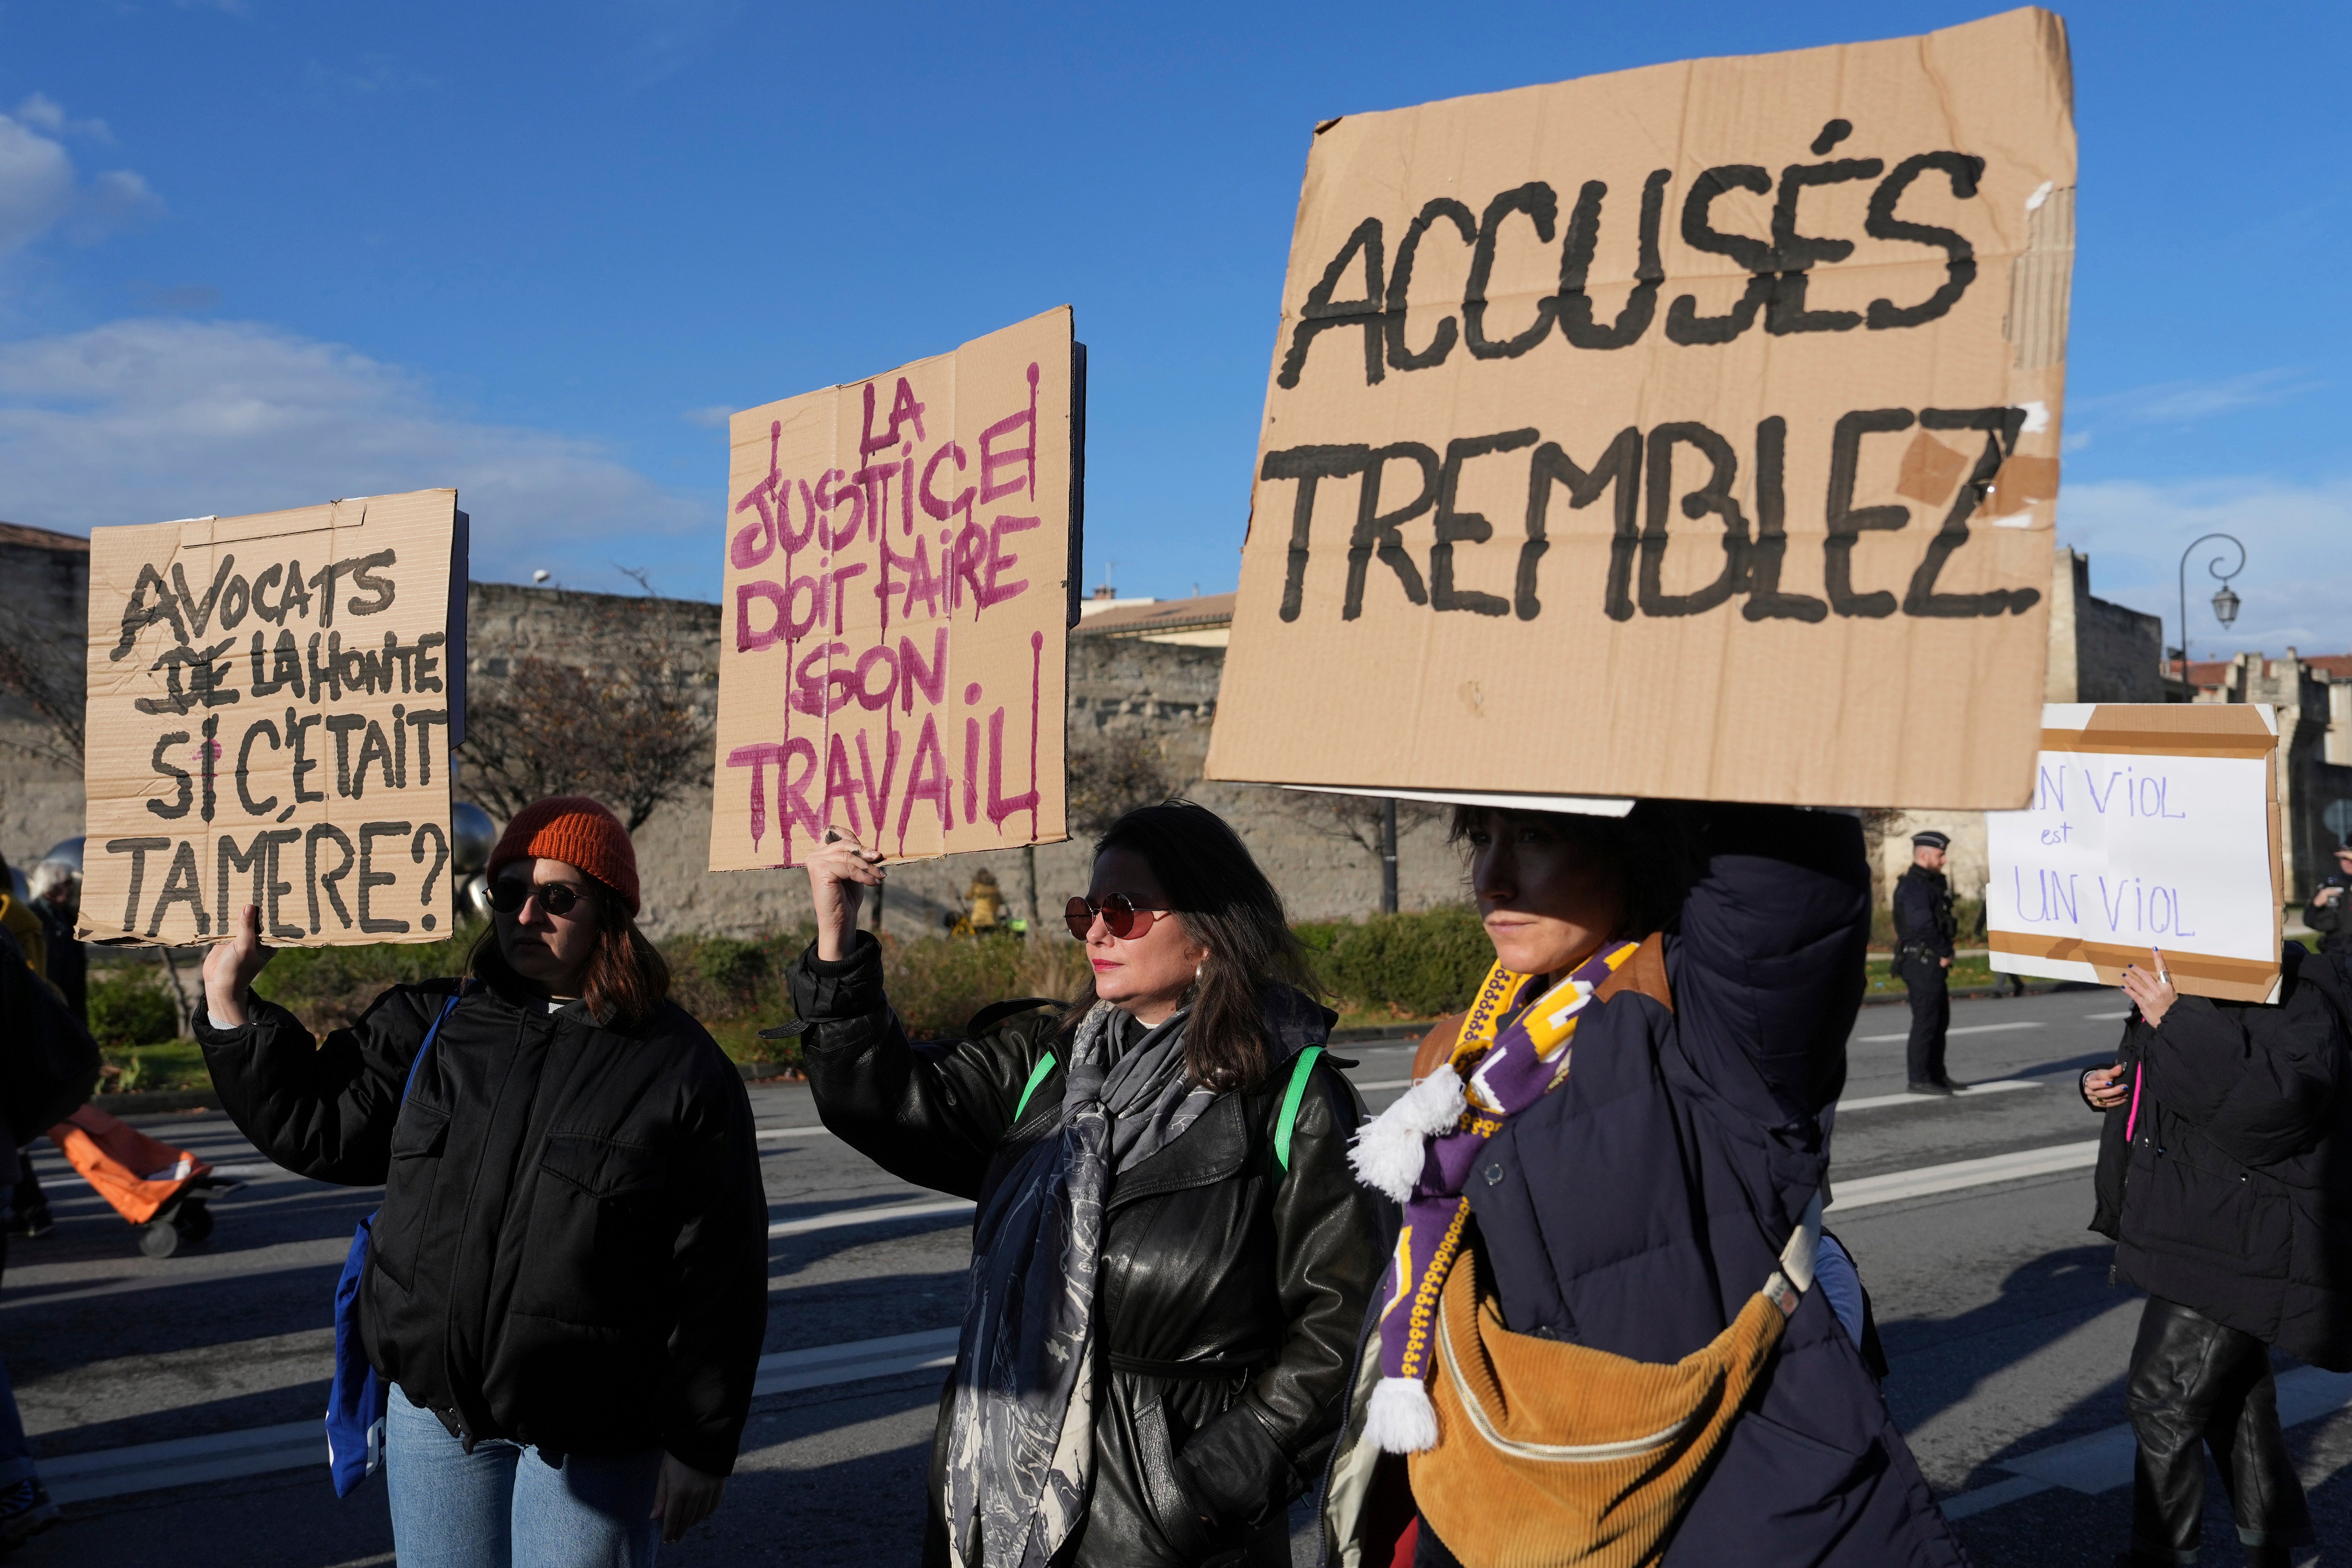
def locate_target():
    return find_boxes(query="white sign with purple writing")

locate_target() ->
[1986,702,2282,1003]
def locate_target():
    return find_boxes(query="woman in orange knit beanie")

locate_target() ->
[198,794,767,1567]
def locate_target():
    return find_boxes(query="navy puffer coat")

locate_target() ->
[1323,805,1968,1568]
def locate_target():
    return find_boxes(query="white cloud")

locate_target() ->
[13,93,113,144]
[0,102,159,260]
[2073,367,2324,428]
[680,404,733,428]
[0,317,707,587]
[2061,474,2352,658]
[0,116,77,257]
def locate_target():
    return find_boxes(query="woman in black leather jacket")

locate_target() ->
[790,799,1385,1567]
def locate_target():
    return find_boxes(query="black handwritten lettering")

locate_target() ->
[325,714,367,797]
[306,823,356,933]
[357,822,411,934]
[403,709,448,788]
[1261,445,1372,622]
[1526,429,1642,623]
[251,563,287,624]
[1766,155,1883,334]
[235,718,281,817]
[1277,217,1386,389]
[105,837,170,933]
[1463,183,1558,360]
[290,710,326,804]
[147,840,207,939]
[1431,430,1537,616]
[171,555,237,640]
[1741,416,1828,622]
[1905,406,2037,616]
[1640,423,1749,617]
[1557,171,1670,350]
[1344,445,1439,620]
[1383,198,1476,371]
[1824,408,1916,618]
[1865,152,1985,329]
[1667,166,1773,345]
[113,562,188,658]
[147,732,193,820]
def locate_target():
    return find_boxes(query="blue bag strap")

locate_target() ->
[1274,1045,1324,1173]
[400,988,464,1101]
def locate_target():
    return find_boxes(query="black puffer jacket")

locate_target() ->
[2089,944,2352,1369]
[198,976,770,1474]
[790,935,1386,1568]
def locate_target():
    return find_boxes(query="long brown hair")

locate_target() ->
[1058,799,1317,1094]
[469,869,672,1030]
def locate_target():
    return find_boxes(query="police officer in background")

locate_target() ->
[1894,829,1967,1094]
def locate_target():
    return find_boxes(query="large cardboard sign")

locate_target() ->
[709,308,1079,870]
[81,491,468,946]
[1987,704,2283,1002]
[1206,8,2074,809]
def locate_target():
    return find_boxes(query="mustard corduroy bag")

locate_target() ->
[1406,1206,1818,1568]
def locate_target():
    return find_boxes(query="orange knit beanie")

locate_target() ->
[487,796,641,916]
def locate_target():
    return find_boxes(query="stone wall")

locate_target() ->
[0,526,89,872]
[465,582,1466,940]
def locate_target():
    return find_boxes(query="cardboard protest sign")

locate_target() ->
[709,308,1079,870]
[80,491,469,946]
[1987,704,2284,1002]
[1205,8,2075,810]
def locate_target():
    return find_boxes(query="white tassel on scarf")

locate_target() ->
[1364,1374,1440,1454]
[1346,1065,1465,1204]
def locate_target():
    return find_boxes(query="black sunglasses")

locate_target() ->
[1065,893,1167,941]
[488,877,593,917]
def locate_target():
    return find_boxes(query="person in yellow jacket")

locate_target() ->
[0,853,44,983]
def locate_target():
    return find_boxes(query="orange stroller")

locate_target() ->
[49,1105,227,1258]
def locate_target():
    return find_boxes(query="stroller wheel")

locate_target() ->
[138,1219,181,1259]
[175,1202,214,1243]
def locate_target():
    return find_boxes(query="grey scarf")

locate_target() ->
[940,1001,1214,1568]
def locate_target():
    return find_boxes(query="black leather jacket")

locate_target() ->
[790,936,1386,1568]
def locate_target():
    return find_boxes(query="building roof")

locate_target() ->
[0,521,89,553]
[1071,592,1236,637]
[2305,654,2352,681]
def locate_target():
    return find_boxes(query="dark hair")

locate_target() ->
[1448,799,1702,942]
[469,869,672,1029]
[1061,798,1316,1094]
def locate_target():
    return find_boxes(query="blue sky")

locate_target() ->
[0,0,2346,661]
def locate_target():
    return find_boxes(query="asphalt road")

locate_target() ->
[10,986,2347,1567]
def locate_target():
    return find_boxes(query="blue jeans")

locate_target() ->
[386,1388,661,1568]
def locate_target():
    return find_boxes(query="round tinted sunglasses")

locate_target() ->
[487,877,593,917]
[1065,894,1168,941]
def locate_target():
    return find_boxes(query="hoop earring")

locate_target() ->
[1194,962,1204,984]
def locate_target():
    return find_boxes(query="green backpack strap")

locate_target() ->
[1274,1045,1325,1173]
[1013,1051,1058,1122]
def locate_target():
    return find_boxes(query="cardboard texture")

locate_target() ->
[1205,8,2075,809]
[80,490,467,947]
[709,307,1078,870]
[1986,703,2284,1003]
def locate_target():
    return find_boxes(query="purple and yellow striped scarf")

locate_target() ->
[1346,940,1639,1452]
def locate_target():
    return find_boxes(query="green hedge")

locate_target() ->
[1300,907,1491,1018]
[87,968,180,1050]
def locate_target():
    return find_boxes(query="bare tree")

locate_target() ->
[1065,733,1176,836]
[462,595,714,831]
[0,603,85,768]
[1273,790,1445,912]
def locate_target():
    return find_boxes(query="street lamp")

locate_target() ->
[2175,533,2246,678]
